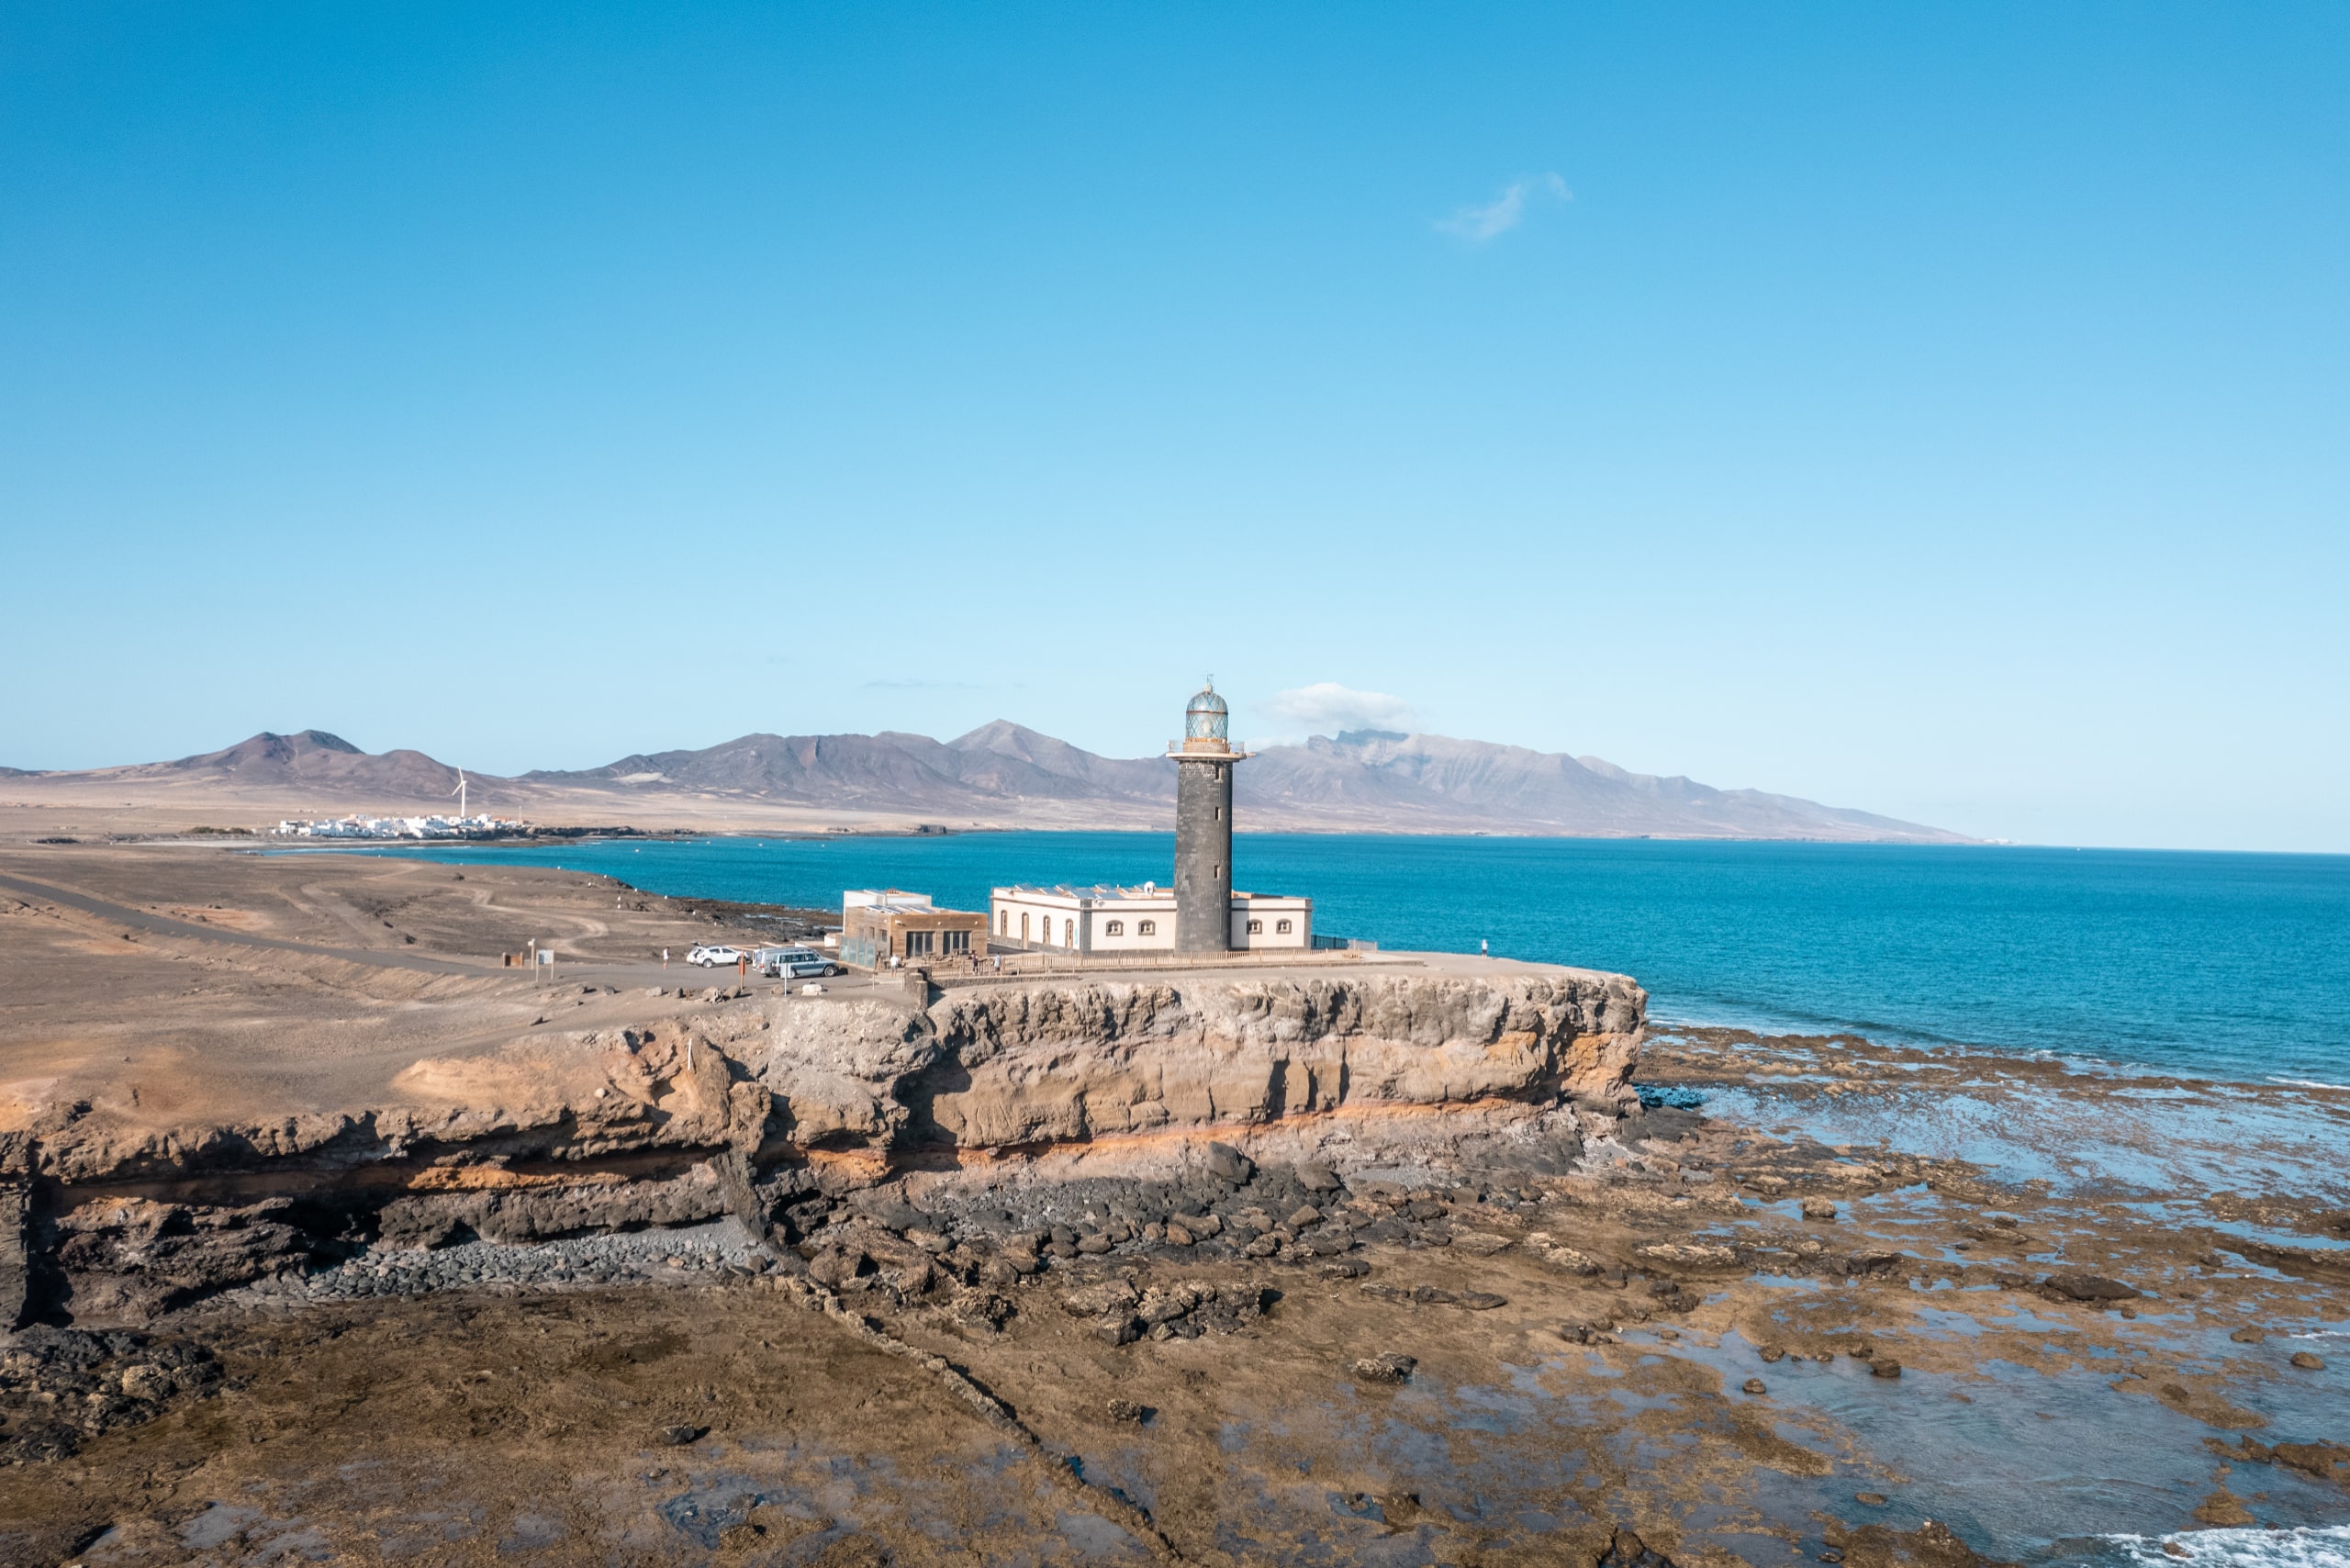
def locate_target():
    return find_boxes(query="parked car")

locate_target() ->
[755,946,839,980]
[686,944,744,969]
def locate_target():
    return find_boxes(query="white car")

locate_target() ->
[686,945,744,969]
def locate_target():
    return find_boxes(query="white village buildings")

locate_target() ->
[273,814,520,840]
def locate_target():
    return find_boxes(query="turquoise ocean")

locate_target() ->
[364,834,2350,1089]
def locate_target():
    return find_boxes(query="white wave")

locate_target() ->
[2104,1526,2350,1568]
[2266,1075,2350,1092]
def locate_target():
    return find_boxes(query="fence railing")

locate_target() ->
[914,946,1407,987]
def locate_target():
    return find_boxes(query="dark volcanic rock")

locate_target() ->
[1204,1142,1255,1185]
[2272,1440,2349,1482]
[1826,1518,2019,1568]
[1597,1526,1678,1568]
[0,1327,222,1462]
[2041,1272,2140,1303]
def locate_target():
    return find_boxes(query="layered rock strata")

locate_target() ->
[9,968,1644,1325]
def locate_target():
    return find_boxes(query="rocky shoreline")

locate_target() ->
[5,846,2346,1565]
[9,1024,2346,1564]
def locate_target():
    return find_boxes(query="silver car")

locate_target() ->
[755,946,838,979]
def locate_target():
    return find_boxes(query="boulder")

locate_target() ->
[2042,1273,2140,1303]
[1637,1243,1735,1268]
[1205,1142,1255,1184]
[1596,1527,1677,1568]
[1060,1280,1141,1318]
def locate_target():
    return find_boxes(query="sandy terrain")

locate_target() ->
[0,842,834,1144]
[0,787,1007,843]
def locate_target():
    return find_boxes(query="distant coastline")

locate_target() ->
[0,724,1972,845]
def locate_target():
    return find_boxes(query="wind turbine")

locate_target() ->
[451,769,469,819]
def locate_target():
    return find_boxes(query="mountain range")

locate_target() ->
[3,725,1969,842]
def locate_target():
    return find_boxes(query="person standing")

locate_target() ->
[662,947,669,969]
[1480,938,1489,958]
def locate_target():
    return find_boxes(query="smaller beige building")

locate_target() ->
[990,884,1310,956]
[840,890,986,969]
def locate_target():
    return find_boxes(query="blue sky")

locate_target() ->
[3,4,2344,851]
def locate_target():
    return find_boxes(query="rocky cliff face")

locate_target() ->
[11,967,1644,1325]
[767,969,1646,1159]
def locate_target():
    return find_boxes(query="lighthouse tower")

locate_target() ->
[1169,680,1248,953]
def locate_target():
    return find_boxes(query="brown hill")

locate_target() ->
[6,724,1970,842]
[128,731,464,801]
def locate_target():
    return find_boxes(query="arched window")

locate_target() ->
[998,910,1008,935]
[1137,919,1156,936]
[1247,919,1263,935]
[1275,918,1292,935]
[1020,913,1029,943]
[1104,920,1124,936]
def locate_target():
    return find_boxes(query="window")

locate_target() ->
[1104,920,1124,936]
[904,929,934,957]
[1275,918,1292,935]
[1020,913,1030,942]
[1214,864,1223,881]
[943,929,969,954]
[1213,805,1221,821]
[1137,919,1156,936]
[998,910,1008,935]
[1063,918,1075,946]
[1248,919,1263,935]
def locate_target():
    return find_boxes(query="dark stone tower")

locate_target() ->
[1170,681,1245,953]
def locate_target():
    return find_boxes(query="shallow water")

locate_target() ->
[1676,1070,2350,1203]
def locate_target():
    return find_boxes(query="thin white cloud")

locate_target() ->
[1436,173,1571,242]
[1258,682,1416,740]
